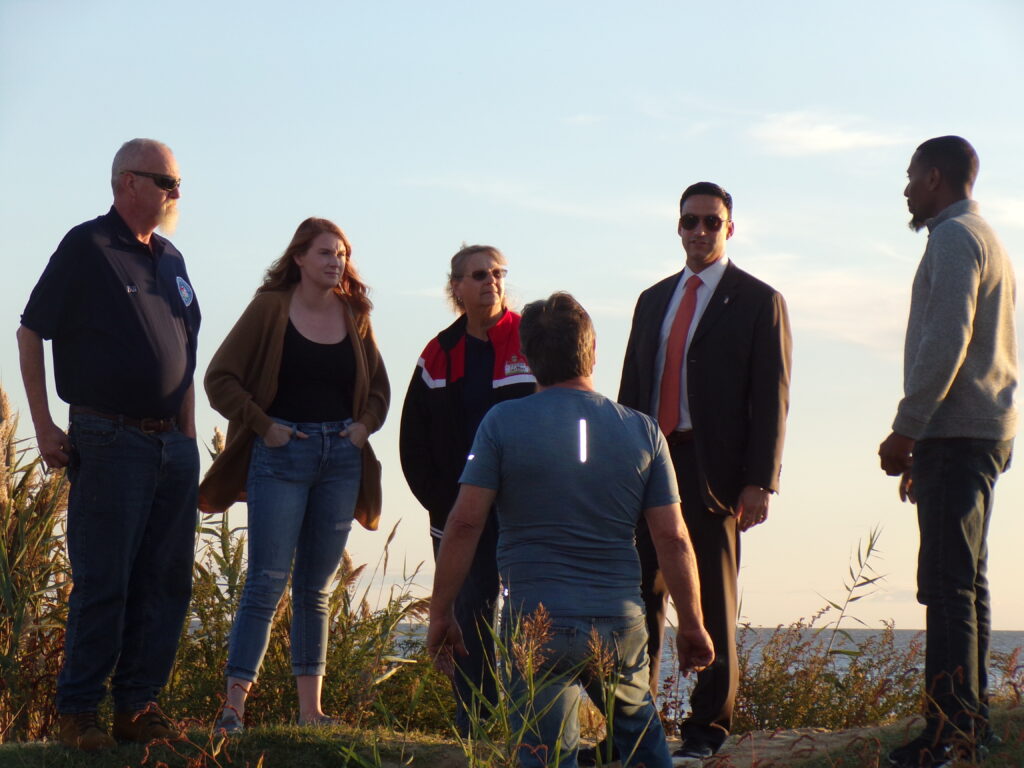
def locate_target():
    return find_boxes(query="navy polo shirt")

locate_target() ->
[21,207,201,419]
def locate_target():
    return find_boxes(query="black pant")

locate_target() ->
[638,439,739,750]
[431,513,500,736]
[912,437,1012,742]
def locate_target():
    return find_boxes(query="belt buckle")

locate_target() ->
[140,417,167,433]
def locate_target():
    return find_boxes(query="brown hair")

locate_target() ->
[258,217,373,327]
[519,292,595,386]
[445,244,507,313]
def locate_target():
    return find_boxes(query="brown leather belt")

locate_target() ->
[69,405,177,433]
[665,429,694,446]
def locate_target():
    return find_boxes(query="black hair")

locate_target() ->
[679,181,733,216]
[915,136,979,190]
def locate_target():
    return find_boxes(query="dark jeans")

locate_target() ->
[505,612,670,768]
[912,437,1012,742]
[432,512,499,736]
[58,413,199,713]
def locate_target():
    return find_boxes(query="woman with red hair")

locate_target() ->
[201,217,389,732]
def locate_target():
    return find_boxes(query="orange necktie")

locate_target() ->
[658,274,702,435]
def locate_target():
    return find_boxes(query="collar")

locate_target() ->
[682,254,729,292]
[104,206,167,257]
[926,199,977,232]
[438,307,516,350]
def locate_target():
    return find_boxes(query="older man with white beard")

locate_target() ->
[17,139,201,751]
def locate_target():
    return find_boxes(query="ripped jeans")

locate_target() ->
[226,420,361,681]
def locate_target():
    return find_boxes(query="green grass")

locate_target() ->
[0,724,464,768]
[1,708,1020,767]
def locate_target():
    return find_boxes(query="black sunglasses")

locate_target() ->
[680,214,728,232]
[458,267,508,282]
[124,170,181,192]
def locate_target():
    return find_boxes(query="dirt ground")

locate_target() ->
[378,719,923,767]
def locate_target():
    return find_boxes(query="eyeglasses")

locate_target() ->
[457,267,508,282]
[680,214,729,232]
[123,170,181,192]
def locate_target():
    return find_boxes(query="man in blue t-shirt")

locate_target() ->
[17,139,200,751]
[427,292,713,768]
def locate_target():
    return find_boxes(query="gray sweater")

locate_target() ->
[894,200,1018,441]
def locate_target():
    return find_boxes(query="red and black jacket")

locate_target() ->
[399,310,536,538]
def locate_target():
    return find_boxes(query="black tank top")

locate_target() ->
[267,320,355,422]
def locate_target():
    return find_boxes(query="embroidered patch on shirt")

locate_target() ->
[125,283,138,295]
[504,355,531,376]
[176,276,194,307]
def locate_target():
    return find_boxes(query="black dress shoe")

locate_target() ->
[886,737,953,768]
[671,738,715,766]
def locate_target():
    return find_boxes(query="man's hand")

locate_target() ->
[878,432,915,476]
[676,625,714,677]
[36,421,70,469]
[426,610,467,680]
[735,485,770,532]
[341,421,368,448]
[899,471,916,503]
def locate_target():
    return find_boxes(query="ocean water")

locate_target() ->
[658,627,1024,690]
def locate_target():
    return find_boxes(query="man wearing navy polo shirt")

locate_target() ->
[17,138,200,751]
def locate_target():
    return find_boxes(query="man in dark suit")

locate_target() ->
[617,181,791,765]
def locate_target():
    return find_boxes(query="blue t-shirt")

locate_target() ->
[460,387,679,618]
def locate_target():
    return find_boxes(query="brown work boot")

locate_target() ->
[59,711,116,751]
[112,707,182,743]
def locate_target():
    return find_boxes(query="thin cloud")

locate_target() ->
[774,263,909,356]
[401,176,666,222]
[750,112,905,156]
[985,194,1024,231]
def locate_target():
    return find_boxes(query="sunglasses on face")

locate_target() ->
[124,170,181,192]
[459,267,508,282]
[680,214,728,232]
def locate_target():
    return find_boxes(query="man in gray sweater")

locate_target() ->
[879,136,1017,768]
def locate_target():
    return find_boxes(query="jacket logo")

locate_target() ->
[505,355,531,376]
[176,276,194,307]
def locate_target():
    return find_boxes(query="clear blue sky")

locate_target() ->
[2,0,1022,629]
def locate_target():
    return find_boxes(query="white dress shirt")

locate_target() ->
[650,256,729,431]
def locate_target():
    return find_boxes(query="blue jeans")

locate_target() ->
[58,413,199,714]
[912,437,1012,741]
[506,611,670,768]
[226,420,361,681]
[431,512,500,736]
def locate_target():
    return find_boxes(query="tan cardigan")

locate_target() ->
[198,288,390,530]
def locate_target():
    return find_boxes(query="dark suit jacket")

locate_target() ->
[618,260,792,515]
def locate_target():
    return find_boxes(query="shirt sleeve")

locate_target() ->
[641,425,681,509]
[20,230,86,340]
[894,223,982,437]
[459,408,502,490]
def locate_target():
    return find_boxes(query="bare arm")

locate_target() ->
[16,325,68,468]
[643,502,714,674]
[426,484,497,676]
